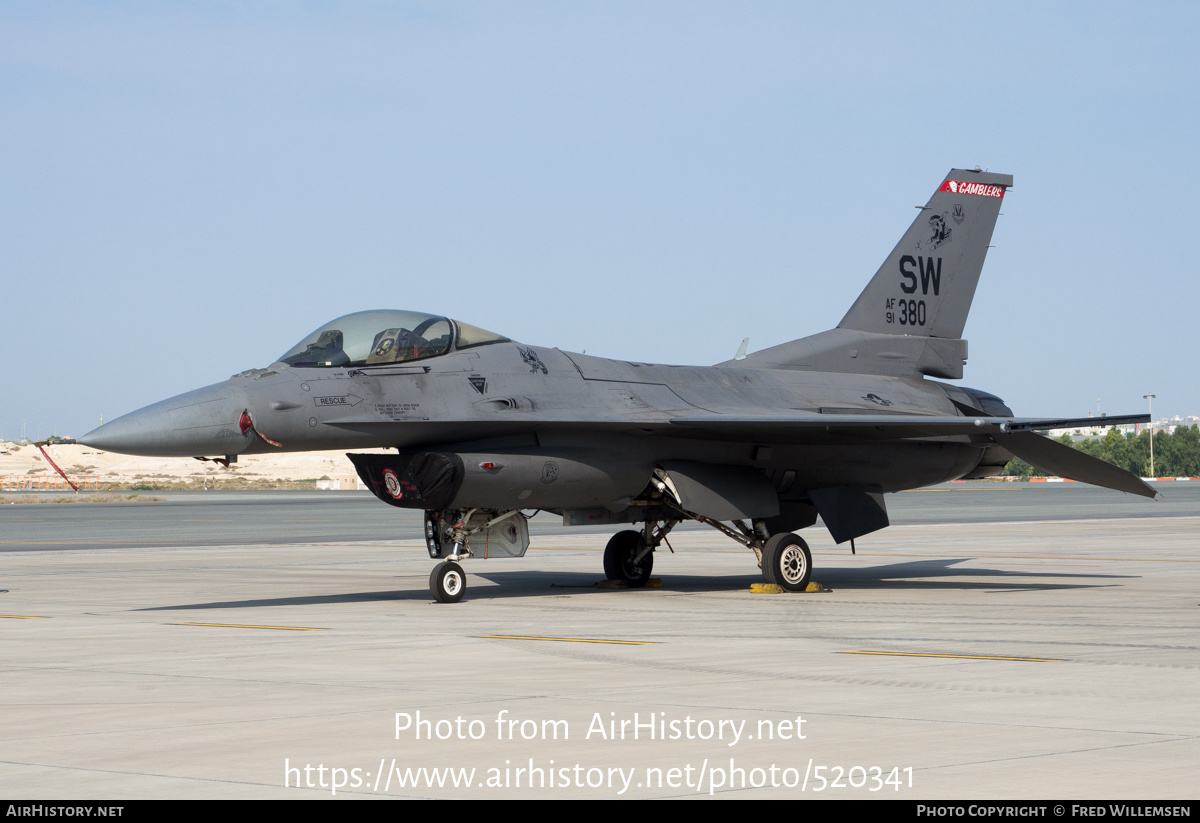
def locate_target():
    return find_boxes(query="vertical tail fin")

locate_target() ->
[726,168,1011,378]
[839,168,1011,339]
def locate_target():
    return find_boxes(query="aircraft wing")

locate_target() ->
[668,412,1156,498]
[327,411,1155,498]
[327,413,1074,443]
[666,412,1148,438]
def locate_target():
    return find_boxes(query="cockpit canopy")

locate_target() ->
[278,310,510,368]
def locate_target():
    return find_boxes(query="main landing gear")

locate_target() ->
[601,519,679,587]
[761,532,812,592]
[601,507,814,593]
[603,530,654,586]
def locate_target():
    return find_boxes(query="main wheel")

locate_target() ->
[603,530,653,587]
[761,532,812,592]
[430,561,466,603]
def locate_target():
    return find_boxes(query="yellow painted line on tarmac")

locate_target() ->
[479,634,657,645]
[0,614,46,619]
[844,650,1061,662]
[172,622,326,631]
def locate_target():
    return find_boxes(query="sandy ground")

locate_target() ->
[0,441,382,489]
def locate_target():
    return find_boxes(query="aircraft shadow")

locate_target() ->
[133,558,1136,611]
[471,557,1135,597]
[811,557,1136,591]
[136,589,429,610]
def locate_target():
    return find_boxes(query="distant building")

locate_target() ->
[1045,414,1200,441]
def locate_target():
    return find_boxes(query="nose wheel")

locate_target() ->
[430,561,466,603]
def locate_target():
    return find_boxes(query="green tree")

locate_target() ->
[1101,428,1129,473]
[1001,424,1200,479]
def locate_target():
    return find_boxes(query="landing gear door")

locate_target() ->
[474,513,530,558]
[657,461,779,521]
[426,510,531,559]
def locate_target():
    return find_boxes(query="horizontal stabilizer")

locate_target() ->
[993,432,1156,498]
[1000,414,1148,432]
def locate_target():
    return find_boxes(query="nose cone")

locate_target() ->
[80,382,253,457]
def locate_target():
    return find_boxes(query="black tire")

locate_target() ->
[761,532,812,592]
[603,530,653,587]
[430,561,466,603]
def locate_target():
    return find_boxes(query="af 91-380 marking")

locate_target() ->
[885,297,926,326]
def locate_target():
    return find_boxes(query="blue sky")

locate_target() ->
[2,2,1197,439]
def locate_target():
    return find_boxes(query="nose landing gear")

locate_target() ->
[430,561,465,603]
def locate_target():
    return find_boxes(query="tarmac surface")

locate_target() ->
[1,482,1198,799]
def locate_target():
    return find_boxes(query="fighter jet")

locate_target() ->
[80,168,1153,603]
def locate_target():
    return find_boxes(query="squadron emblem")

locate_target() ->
[518,346,548,375]
[382,468,404,499]
[928,212,952,250]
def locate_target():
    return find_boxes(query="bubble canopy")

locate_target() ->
[277,310,510,368]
